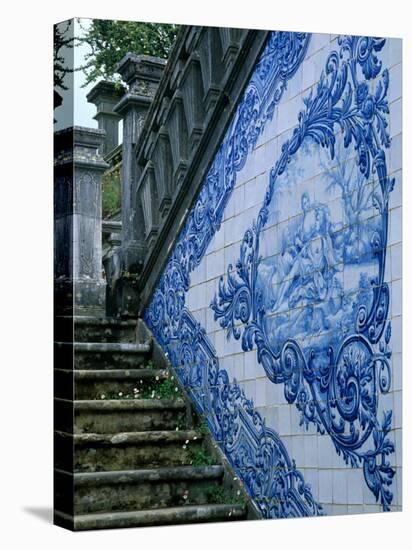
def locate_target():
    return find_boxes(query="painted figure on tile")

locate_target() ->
[273,191,340,312]
[212,35,396,511]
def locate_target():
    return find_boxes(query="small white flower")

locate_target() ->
[175,427,179,431]
[237,490,241,496]
[101,394,106,399]
[171,376,174,380]
[118,392,123,397]
[185,439,189,444]
[183,494,188,500]
[133,388,138,392]
[233,477,238,481]
[182,444,187,449]
[175,387,179,392]
[193,436,198,440]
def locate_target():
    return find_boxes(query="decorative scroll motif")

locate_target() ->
[172,310,322,518]
[175,32,310,278]
[145,32,324,518]
[211,36,396,510]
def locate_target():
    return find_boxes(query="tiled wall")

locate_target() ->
[145,31,402,518]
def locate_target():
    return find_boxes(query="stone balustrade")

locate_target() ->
[91,25,268,316]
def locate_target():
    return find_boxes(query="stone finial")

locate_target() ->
[86,81,126,155]
[115,53,166,96]
[113,54,166,143]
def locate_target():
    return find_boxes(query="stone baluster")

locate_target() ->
[179,54,205,149]
[198,27,224,112]
[54,126,109,316]
[151,126,173,218]
[219,27,245,71]
[164,93,189,186]
[138,161,159,248]
[86,80,125,155]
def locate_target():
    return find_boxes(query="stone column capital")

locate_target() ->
[115,53,166,95]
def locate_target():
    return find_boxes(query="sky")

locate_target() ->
[54,18,98,131]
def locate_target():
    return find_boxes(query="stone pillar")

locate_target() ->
[54,126,109,316]
[114,54,165,274]
[105,54,165,317]
[86,81,125,156]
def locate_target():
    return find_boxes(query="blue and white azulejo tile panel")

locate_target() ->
[145,31,402,519]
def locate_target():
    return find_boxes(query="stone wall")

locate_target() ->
[144,32,402,518]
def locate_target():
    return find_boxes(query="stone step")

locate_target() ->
[75,316,138,343]
[55,503,247,530]
[55,430,203,472]
[55,342,152,370]
[55,465,225,515]
[73,399,188,433]
[55,316,138,343]
[74,368,169,400]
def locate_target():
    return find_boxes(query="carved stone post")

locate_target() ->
[114,53,165,272]
[106,54,165,317]
[54,126,109,316]
[86,81,125,156]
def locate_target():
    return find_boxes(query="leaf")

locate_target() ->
[372,192,383,212]
[382,410,393,433]
[385,321,392,344]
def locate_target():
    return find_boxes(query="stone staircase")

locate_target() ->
[54,316,248,530]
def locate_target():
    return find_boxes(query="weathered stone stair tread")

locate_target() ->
[64,342,152,353]
[71,465,224,485]
[54,312,250,528]
[74,316,137,327]
[70,429,200,446]
[56,503,246,530]
[74,368,167,380]
[74,399,186,411]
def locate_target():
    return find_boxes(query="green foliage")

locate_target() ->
[102,166,121,219]
[187,447,214,467]
[54,20,75,90]
[79,19,180,86]
[140,377,183,400]
[205,485,246,505]
[196,416,210,435]
[175,411,187,430]
[96,367,182,401]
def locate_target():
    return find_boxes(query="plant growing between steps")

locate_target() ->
[97,364,182,401]
[205,485,247,506]
[187,446,215,467]
[55,315,249,530]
